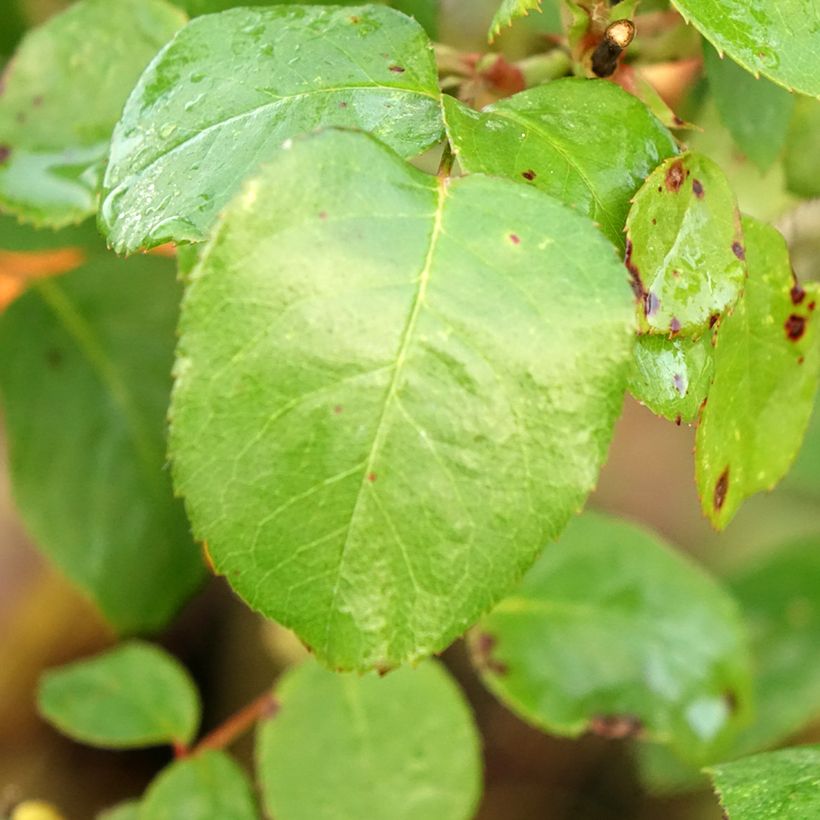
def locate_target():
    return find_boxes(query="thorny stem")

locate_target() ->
[180,690,279,758]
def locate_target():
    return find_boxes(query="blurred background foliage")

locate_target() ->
[1,0,818,817]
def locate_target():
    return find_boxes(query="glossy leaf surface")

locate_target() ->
[257,660,481,820]
[695,218,820,529]
[170,129,634,672]
[443,80,678,248]
[488,0,543,42]
[469,512,751,763]
[707,745,820,820]
[703,45,795,172]
[629,334,714,423]
[625,152,745,335]
[0,0,185,227]
[38,642,200,748]
[671,0,820,96]
[100,5,443,253]
[0,248,204,632]
[140,750,258,820]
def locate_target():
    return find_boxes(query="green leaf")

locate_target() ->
[100,5,444,254]
[629,334,714,423]
[695,217,820,529]
[0,249,204,632]
[443,79,678,249]
[0,0,186,228]
[37,641,200,748]
[140,750,258,820]
[786,401,820,499]
[703,44,795,172]
[170,128,634,672]
[625,152,746,335]
[784,96,820,199]
[670,0,820,97]
[0,213,102,252]
[469,512,752,763]
[256,660,481,820]
[707,745,820,820]
[488,0,543,42]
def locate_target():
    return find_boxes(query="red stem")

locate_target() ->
[192,691,279,755]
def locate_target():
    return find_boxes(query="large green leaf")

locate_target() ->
[0,0,185,228]
[0,248,204,632]
[695,217,820,529]
[784,97,820,200]
[170,129,634,672]
[624,152,746,336]
[488,0,543,42]
[38,642,200,748]
[100,5,444,254]
[140,750,258,820]
[671,0,820,97]
[469,512,752,763]
[443,80,678,248]
[707,745,820,820]
[256,660,481,820]
[629,334,714,423]
[703,44,795,172]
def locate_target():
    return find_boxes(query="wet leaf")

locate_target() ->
[256,660,481,820]
[0,249,204,632]
[100,5,444,254]
[469,512,752,763]
[784,96,820,200]
[0,0,185,228]
[707,745,820,820]
[443,79,678,248]
[625,152,745,335]
[695,217,820,529]
[629,334,714,423]
[671,0,820,97]
[140,750,258,820]
[170,129,634,672]
[488,0,543,42]
[703,44,795,172]
[38,642,200,748]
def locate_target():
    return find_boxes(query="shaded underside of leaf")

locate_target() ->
[695,217,820,529]
[470,512,752,763]
[0,249,204,632]
[170,128,634,672]
[100,4,444,253]
[0,0,186,227]
[256,660,482,820]
[443,79,678,249]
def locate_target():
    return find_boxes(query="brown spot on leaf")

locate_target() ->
[509,233,520,245]
[0,145,11,164]
[692,178,704,198]
[651,218,657,225]
[809,301,817,312]
[589,714,643,740]
[675,414,682,426]
[714,468,729,511]
[333,404,343,414]
[32,95,43,107]
[367,472,377,482]
[319,211,328,220]
[350,15,360,23]
[338,101,348,108]
[709,313,720,329]
[522,169,536,181]
[624,238,644,300]
[473,633,508,676]
[724,690,738,714]
[785,314,806,341]
[732,242,745,261]
[665,160,685,193]
[798,355,805,365]
[791,285,806,305]
[672,115,684,127]
[389,65,405,73]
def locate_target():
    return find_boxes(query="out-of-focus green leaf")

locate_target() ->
[256,660,481,820]
[625,152,745,335]
[443,79,678,248]
[38,642,200,748]
[170,129,634,672]
[786,402,820,499]
[98,801,141,820]
[703,44,795,172]
[695,218,820,529]
[629,334,714,423]
[100,5,444,253]
[0,249,204,632]
[140,751,258,820]
[0,214,102,253]
[671,0,820,96]
[784,97,820,200]
[487,0,543,42]
[0,0,185,227]
[707,745,820,819]
[469,512,752,763]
